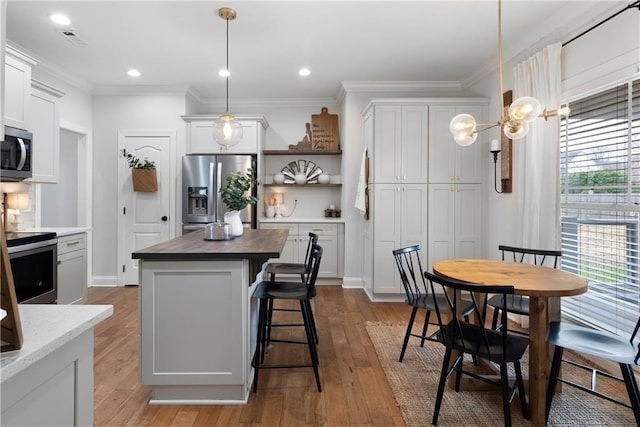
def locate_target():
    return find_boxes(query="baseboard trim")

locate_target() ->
[91,276,119,287]
[341,277,363,288]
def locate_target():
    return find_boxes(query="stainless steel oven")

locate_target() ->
[6,232,58,304]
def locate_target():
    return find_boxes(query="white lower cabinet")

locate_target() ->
[57,233,87,304]
[368,183,428,294]
[428,183,482,269]
[259,222,343,278]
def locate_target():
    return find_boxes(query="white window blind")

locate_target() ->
[560,79,640,336]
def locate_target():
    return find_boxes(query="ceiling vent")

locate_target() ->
[57,29,87,46]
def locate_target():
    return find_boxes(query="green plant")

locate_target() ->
[220,169,258,211]
[123,149,156,170]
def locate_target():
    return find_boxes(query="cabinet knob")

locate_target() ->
[396,187,401,192]
[403,175,407,180]
[161,216,168,221]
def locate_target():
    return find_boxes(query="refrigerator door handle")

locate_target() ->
[216,162,222,204]
[209,162,215,221]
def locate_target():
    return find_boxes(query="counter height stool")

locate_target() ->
[252,243,323,393]
[263,232,319,344]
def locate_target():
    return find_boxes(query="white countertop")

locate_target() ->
[260,217,345,223]
[22,227,91,237]
[0,304,113,382]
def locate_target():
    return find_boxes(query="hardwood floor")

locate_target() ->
[88,285,411,426]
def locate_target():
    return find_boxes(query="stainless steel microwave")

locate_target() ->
[1,126,32,181]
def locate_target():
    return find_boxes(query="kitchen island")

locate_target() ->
[1,304,113,426]
[132,228,288,405]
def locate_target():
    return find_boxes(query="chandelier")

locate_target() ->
[214,7,243,150]
[449,0,570,146]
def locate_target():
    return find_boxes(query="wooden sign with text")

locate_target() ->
[311,107,340,151]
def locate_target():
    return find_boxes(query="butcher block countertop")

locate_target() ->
[132,228,289,261]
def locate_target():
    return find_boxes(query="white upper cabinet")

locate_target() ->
[4,48,37,130]
[182,115,268,154]
[428,104,484,184]
[27,81,64,183]
[365,104,428,184]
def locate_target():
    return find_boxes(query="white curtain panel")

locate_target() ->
[513,43,562,251]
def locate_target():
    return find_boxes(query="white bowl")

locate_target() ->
[318,174,330,184]
[273,173,285,184]
[295,174,307,185]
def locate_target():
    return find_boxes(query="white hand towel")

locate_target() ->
[354,148,367,215]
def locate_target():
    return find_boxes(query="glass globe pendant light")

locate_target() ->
[214,7,243,150]
[448,0,570,147]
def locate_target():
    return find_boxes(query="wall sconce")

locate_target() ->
[272,193,284,218]
[490,139,503,194]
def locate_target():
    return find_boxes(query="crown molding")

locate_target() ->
[92,85,191,96]
[31,79,66,98]
[340,81,463,94]
[197,97,338,109]
[5,44,38,66]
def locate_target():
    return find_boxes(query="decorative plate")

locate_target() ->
[281,160,323,184]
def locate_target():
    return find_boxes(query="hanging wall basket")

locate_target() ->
[132,168,158,192]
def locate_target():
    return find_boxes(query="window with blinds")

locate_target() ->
[560,79,640,336]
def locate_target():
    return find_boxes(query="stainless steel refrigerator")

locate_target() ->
[182,154,257,234]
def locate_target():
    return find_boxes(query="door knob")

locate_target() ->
[161,216,168,221]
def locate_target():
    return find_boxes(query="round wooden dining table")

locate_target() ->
[433,259,588,427]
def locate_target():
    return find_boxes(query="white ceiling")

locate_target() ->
[5,1,622,100]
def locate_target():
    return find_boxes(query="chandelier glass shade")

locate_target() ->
[214,7,243,150]
[449,0,569,146]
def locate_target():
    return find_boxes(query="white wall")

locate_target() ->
[41,129,78,226]
[92,94,186,279]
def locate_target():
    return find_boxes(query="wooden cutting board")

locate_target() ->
[311,107,340,151]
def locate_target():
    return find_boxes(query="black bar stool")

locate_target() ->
[252,243,323,393]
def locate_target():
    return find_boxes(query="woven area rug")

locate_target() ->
[366,322,636,426]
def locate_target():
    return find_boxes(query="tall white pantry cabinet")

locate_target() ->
[362,99,486,297]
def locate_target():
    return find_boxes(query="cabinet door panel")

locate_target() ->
[316,234,338,277]
[428,184,456,270]
[402,106,428,183]
[455,184,482,258]
[4,55,31,130]
[455,105,483,183]
[402,184,428,248]
[372,184,401,293]
[428,106,456,183]
[28,87,60,183]
[58,249,86,304]
[373,107,401,183]
[189,120,258,154]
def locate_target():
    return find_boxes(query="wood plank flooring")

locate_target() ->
[88,285,411,426]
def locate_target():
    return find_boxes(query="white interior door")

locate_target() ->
[119,130,175,285]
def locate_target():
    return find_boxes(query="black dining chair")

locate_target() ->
[487,245,561,333]
[264,232,319,344]
[252,243,323,393]
[393,245,475,362]
[545,318,640,425]
[425,271,529,427]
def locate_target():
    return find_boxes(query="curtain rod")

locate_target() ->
[563,1,640,47]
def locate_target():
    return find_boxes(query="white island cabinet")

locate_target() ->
[133,228,288,404]
[1,305,113,426]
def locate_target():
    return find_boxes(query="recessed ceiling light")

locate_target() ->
[50,14,71,26]
[127,69,141,77]
[218,69,231,77]
[298,68,311,77]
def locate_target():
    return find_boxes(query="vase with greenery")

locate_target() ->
[123,149,157,192]
[220,169,258,236]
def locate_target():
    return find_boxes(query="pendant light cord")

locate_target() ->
[497,0,505,124]
[225,16,229,114]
